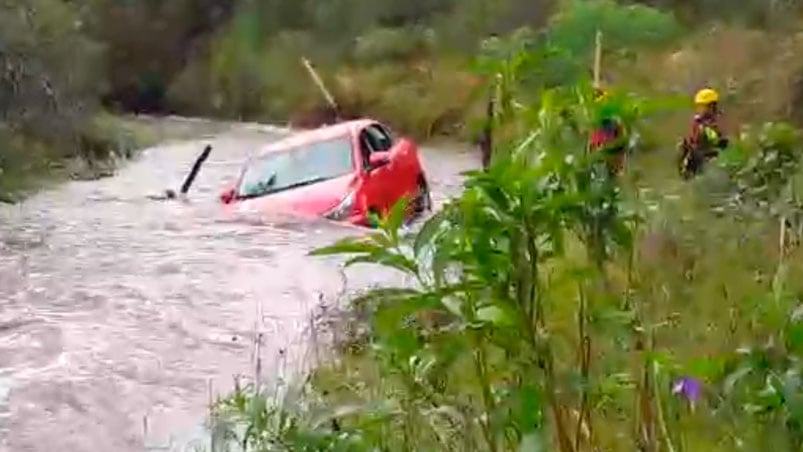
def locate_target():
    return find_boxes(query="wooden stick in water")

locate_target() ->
[301,57,339,116]
[593,29,603,88]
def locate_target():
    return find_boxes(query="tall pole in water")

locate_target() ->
[593,29,603,89]
[301,57,340,122]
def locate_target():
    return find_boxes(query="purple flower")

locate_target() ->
[672,376,702,402]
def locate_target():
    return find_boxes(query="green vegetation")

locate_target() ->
[201,1,803,451]
[8,0,803,448]
[0,1,165,201]
[7,0,803,200]
[161,0,803,142]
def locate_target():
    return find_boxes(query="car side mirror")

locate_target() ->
[220,188,236,204]
[368,153,390,170]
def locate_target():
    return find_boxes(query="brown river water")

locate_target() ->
[0,118,476,452]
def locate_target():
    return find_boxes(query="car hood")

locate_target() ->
[229,174,355,218]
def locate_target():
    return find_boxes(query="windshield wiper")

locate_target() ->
[238,176,331,199]
[270,176,330,193]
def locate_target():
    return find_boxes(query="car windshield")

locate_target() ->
[237,135,354,199]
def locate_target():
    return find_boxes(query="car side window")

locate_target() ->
[358,129,375,170]
[365,124,393,152]
[359,129,378,154]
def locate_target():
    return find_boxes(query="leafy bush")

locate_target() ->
[352,27,436,63]
[207,6,803,449]
[635,0,803,28]
[0,0,115,199]
[548,0,681,57]
[723,122,803,205]
[0,0,103,142]
[492,0,682,89]
[210,80,633,450]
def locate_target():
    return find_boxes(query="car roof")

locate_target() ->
[256,119,377,157]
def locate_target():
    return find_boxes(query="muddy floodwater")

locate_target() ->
[0,118,476,452]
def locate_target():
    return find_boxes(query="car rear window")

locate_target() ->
[238,135,354,198]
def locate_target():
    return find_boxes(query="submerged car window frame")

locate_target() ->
[236,134,356,198]
[365,124,394,151]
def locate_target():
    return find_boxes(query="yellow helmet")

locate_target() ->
[694,88,719,105]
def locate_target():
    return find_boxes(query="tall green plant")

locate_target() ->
[502,0,681,88]
[205,3,803,450]
[303,75,644,450]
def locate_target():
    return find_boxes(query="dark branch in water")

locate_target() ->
[181,145,213,195]
[147,144,212,201]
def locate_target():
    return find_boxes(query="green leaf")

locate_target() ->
[413,209,449,258]
[350,287,424,306]
[441,296,463,319]
[787,318,803,354]
[476,305,514,327]
[309,237,381,257]
[724,366,754,397]
[685,357,727,382]
[345,251,418,274]
[384,197,410,239]
[518,433,545,452]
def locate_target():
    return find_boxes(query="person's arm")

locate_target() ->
[713,123,729,149]
[701,124,728,155]
[687,117,703,148]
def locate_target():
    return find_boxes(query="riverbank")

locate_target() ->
[0,114,281,204]
[0,115,156,204]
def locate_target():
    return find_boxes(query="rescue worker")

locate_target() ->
[589,87,627,177]
[678,88,729,179]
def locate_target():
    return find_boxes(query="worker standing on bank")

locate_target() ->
[678,87,729,179]
[589,87,628,177]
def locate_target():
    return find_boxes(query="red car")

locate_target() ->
[219,119,432,227]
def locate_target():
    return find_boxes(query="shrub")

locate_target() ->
[206,5,803,448]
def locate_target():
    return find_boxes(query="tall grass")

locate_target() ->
[205,3,803,450]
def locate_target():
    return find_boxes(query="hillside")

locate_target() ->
[4,0,803,201]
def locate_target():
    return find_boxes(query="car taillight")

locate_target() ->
[324,191,356,221]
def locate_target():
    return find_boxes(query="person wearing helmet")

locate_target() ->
[678,88,729,179]
[589,87,628,176]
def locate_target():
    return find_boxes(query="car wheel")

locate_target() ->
[413,177,432,215]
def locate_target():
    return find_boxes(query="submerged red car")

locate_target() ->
[219,119,432,227]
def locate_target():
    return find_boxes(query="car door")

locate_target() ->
[363,123,413,207]
[369,123,419,201]
[357,126,394,215]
